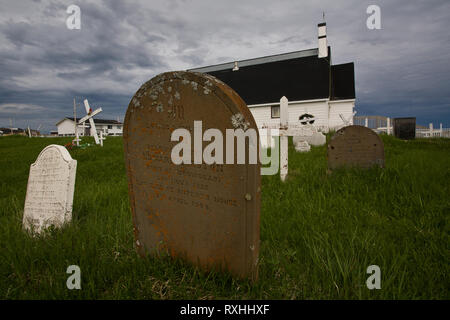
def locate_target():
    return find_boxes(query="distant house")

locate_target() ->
[56,118,123,137]
[0,127,26,136]
[188,22,355,132]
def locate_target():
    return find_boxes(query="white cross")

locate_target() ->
[79,99,102,145]
[73,122,82,146]
[73,135,81,146]
[79,121,88,136]
[99,131,106,147]
[261,96,314,182]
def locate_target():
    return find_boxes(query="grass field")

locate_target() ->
[0,134,449,299]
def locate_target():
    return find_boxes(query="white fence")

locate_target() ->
[416,127,450,138]
[354,116,449,138]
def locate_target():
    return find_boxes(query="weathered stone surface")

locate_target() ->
[123,71,260,280]
[294,140,311,152]
[327,125,384,170]
[23,144,77,234]
[309,131,326,146]
[293,125,326,147]
[393,117,416,140]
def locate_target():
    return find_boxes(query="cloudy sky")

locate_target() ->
[0,0,449,132]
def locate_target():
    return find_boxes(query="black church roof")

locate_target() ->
[331,63,355,100]
[188,47,355,105]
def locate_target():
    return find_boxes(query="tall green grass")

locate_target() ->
[0,135,448,299]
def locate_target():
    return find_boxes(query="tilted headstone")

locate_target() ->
[393,117,416,140]
[23,144,77,234]
[123,71,260,280]
[327,125,384,170]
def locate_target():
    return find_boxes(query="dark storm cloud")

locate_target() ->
[0,0,449,133]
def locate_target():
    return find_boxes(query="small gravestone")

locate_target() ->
[124,71,260,280]
[327,125,384,170]
[294,140,311,152]
[23,144,77,234]
[393,117,416,140]
[293,124,326,147]
[308,131,326,146]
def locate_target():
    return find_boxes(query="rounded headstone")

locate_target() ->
[123,71,260,280]
[23,144,77,234]
[327,125,385,170]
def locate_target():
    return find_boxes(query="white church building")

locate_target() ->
[189,22,355,132]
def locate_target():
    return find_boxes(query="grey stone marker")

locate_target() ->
[293,124,326,147]
[23,144,77,234]
[294,140,311,152]
[327,125,385,170]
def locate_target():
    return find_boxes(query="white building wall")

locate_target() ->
[288,101,329,130]
[57,118,123,136]
[108,125,123,136]
[57,119,86,136]
[249,98,355,133]
[249,99,330,132]
[95,124,123,136]
[57,119,73,136]
[249,105,276,127]
[328,99,355,130]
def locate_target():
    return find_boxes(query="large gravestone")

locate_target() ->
[328,125,384,170]
[124,71,260,280]
[393,117,416,140]
[23,144,77,234]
